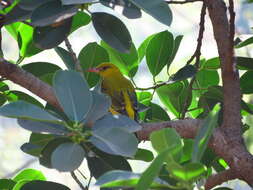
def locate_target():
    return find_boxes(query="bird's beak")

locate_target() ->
[87,68,99,73]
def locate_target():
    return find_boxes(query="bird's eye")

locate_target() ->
[101,66,110,71]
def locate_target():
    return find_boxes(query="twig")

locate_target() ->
[64,38,83,73]
[71,171,87,190]
[166,0,202,4]
[204,169,238,190]
[181,3,206,118]
[77,169,87,180]
[3,159,37,178]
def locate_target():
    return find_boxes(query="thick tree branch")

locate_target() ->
[205,169,238,190]
[0,59,61,110]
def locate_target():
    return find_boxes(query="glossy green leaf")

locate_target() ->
[17,23,42,57]
[70,11,91,33]
[53,70,93,122]
[136,91,152,121]
[51,142,86,171]
[0,101,60,123]
[240,71,253,94]
[33,18,72,49]
[92,12,132,53]
[39,138,72,168]
[128,0,172,26]
[79,42,109,87]
[84,91,111,124]
[92,114,141,133]
[87,147,131,179]
[136,149,170,190]
[180,139,194,163]
[21,143,43,157]
[20,180,70,190]
[138,34,155,62]
[236,36,253,48]
[17,119,68,135]
[5,22,21,40]
[22,62,61,77]
[170,65,197,82]
[90,127,138,157]
[156,81,190,118]
[0,179,16,189]
[55,47,75,70]
[101,41,138,77]
[31,1,77,26]
[13,169,46,182]
[192,105,219,162]
[133,148,154,162]
[146,30,174,76]
[150,128,183,162]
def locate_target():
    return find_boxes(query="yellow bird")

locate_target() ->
[87,63,138,121]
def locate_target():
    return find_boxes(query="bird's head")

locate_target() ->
[87,63,121,78]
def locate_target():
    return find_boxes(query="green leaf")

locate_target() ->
[0,179,16,189]
[0,101,61,123]
[236,36,253,48]
[133,148,154,162]
[17,119,68,135]
[5,22,21,40]
[90,127,138,157]
[237,57,253,70]
[156,81,190,118]
[92,12,132,53]
[21,143,43,157]
[17,23,42,57]
[101,41,139,77]
[240,71,253,94]
[92,114,141,133]
[169,162,206,182]
[168,35,183,67]
[79,42,109,87]
[22,62,61,77]
[135,149,170,190]
[128,0,172,26]
[20,180,70,190]
[170,65,197,82]
[51,142,86,171]
[150,128,183,162]
[146,103,170,122]
[7,90,43,108]
[4,5,32,25]
[87,147,131,179]
[202,57,220,70]
[192,105,219,162]
[180,139,194,163]
[70,11,91,33]
[62,0,96,5]
[146,30,174,76]
[55,47,75,70]
[13,169,46,182]
[40,138,72,168]
[194,69,219,88]
[84,91,111,124]
[18,0,53,11]
[33,18,72,49]
[31,1,77,26]
[53,70,93,122]
[138,34,155,62]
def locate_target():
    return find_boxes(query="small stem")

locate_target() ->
[65,38,83,73]
[71,171,87,190]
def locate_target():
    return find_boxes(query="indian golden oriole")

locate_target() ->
[87,63,138,121]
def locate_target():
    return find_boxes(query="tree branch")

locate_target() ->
[0,59,62,110]
[204,169,238,190]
